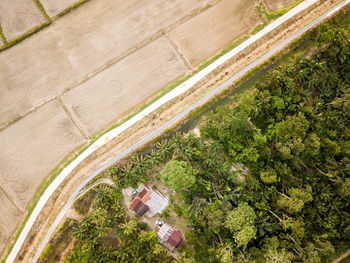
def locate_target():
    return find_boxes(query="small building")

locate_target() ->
[156,224,183,251]
[129,186,168,217]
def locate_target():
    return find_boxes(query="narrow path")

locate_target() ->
[74,177,114,201]
[5,0,349,262]
[333,249,350,263]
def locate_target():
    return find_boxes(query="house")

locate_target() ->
[156,223,183,251]
[130,186,169,217]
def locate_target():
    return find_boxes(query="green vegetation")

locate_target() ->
[269,0,304,21]
[39,244,52,261]
[66,185,174,262]
[256,0,304,25]
[0,24,7,44]
[161,160,197,192]
[34,0,51,20]
[66,13,350,263]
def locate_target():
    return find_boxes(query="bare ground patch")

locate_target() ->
[61,37,188,137]
[0,100,86,255]
[0,0,217,128]
[0,189,22,255]
[263,0,296,11]
[39,0,81,17]
[169,0,260,67]
[0,0,46,41]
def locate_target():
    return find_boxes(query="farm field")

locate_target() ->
[263,0,296,11]
[0,100,85,251]
[0,0,45,40]
[169,0,259,66]
[0,189,22,255]
[39,0,81,17]
[0,0,318,260]
[0,0,217,129]
[62,37,187,136]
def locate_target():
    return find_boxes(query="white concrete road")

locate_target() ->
[6,0,350,262]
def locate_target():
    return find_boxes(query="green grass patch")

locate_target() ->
[0,24,7,45]
[34,0,51,20]
[256,0,270,24]
[268,0,304,21]
[251,24,265,35]
[256,0,304,24]
[39,244,52,261]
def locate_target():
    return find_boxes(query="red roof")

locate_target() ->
[138,188,148,199]
[167,230,182,248]
[133,202,149,216]
[140,189,152,203]
[130,197,141,210]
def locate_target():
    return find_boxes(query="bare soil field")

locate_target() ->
[62,37,187,136]
[0,100,85,254]
[0,0,45,41]
[169,0,260,66]
[263,0,296,11]
[0,0,216,129]
[39,0,80,17]
[0,189,22,254]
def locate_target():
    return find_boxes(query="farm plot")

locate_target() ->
[263,0,296,11]
[39,0,81,17]
[0,99,85,254]
[169,0,260,67]
[0,189,22,255]
[62,37,187,137]
[0,0,216,128]
[0,0,45,41]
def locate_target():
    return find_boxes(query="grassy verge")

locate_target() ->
[256,0,304,24]
[268,0,305,21]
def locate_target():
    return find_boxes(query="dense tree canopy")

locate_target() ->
[161,160,197,191]
[65,14,350,263]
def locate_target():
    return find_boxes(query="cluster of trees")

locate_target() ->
[67,17,349,263]
[66,185,174,263]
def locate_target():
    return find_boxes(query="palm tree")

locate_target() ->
[95,184,113,208]
[132,154,149,175]
[148,149,161,167]
[157,139,173,160]
[120,218,138,236]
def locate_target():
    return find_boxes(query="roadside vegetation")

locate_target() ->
[47,11,350,263]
